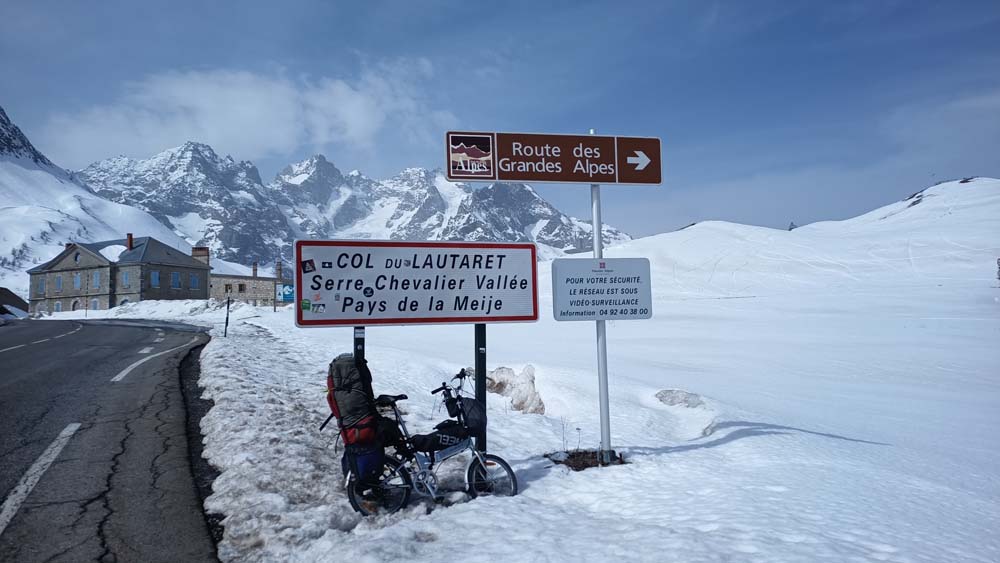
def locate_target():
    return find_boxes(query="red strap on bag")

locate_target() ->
[341,415,377,445]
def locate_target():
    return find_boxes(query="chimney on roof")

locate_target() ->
[191,246,210,266]
[126,233,134,251]
[65,243,73,249]
[252,261,258,278]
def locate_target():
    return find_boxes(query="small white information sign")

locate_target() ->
[552,257,652,321]
[295,240,538,327]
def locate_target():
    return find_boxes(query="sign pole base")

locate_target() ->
[475,323,487,452]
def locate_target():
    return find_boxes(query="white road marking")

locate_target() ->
[138,346,154,354]
[154,337,165,343]
[53,334,66,339]
[111,337,200,383]
[31,339,50,344]
[0,423,81,536]
[0,344,26,354]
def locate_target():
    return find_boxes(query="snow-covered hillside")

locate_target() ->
[0,107,202,297]
[52,178,1000,562]
[0,107,250,297]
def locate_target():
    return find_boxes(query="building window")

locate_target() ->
[74,251,80,263]
[38,278,46,295]
[238,283,247,293]
[92,271,100,289]
[54,302,62,312]
[151,271,160,288]
[55,275,62,291]
[224,283,232,293]
[190,273,199,289]
[171,272,181,289]
[73,273,81,289]
[122,271,130,288]
[90,298,99,310]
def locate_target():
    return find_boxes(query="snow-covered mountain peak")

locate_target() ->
[273,154,345,194]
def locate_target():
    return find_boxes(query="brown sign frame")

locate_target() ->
[445,130,662,185]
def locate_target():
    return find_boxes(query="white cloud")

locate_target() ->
[38,60,457,169]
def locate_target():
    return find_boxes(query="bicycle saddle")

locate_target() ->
[375,394,408,406]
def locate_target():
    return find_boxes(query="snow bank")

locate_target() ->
[482,365,546,414]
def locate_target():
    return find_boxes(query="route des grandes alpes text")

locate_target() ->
[446,131,661,185]
[295,241,538,326]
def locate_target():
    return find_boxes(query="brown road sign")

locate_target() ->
[446,131,662,185]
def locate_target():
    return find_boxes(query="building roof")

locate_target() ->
[0,287,28,311]
[27,237,210,273]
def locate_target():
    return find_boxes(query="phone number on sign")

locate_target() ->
[599,308,649,316]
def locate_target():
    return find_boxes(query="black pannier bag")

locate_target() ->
[444,396,486,434]
[460,397,486,435]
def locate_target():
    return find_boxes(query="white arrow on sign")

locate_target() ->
[626,151,651,171]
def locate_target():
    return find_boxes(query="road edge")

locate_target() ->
[179,341,225,554]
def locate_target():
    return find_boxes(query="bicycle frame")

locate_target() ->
[343,383,491,501]
[386,401,489,499]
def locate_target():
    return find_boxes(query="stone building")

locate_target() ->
[209,260,289,307]
[26,234,210,314]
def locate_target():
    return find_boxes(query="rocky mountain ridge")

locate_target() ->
[80,144,631,265]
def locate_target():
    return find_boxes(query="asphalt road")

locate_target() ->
[0,318,217,562]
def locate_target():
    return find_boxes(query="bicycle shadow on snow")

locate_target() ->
[514,420,890,490]
[626,419,890,457]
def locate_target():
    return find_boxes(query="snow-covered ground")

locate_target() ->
[49,178,1000,562]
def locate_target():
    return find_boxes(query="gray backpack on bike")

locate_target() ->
[326,353,378,445]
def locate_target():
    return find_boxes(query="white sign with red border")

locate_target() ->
[295,240,538,327]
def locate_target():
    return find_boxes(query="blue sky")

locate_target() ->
[2,0,999,235]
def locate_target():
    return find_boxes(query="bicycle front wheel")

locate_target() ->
[347,456,412,516]
[466,453,518,498]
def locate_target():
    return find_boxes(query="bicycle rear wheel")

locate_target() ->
[347,456,412,516]
[466,453,518,498]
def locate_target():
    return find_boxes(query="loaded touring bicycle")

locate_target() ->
[323,354,517,516]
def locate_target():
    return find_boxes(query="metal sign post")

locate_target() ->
[354,326,366,362]
[474,323,487,452]
[589,129,613,465]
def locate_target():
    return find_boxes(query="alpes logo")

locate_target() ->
[448,133,495,179]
